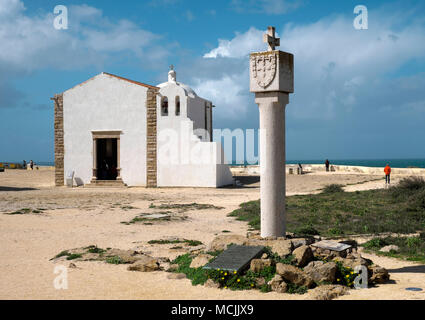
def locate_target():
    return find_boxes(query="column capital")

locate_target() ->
[255,91,289,105]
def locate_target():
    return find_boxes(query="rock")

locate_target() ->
[292,245,314,267]
[292,238,314,249]
[127,256,160,272]
[333,256,371,270]
[208,235,247,251]
[304,261,324,271]
[68,263,77,269]
[268,274,288,293]
[314,247,337,260]
[250,259,272,273]
[256,277,266,287]
[246,231,261,239]
[261,253,268,259]
[275,263,314,288]
[339,239,358,250]
[368,265,390,284]
[188,245,206,254]
[167,264,179,272]
[190,254,213,268]
[379,245,400,253]
[304,261,337,283]
[204,279,221,289]
[107,249,140,264]
[167,273,187,280]
[309,285,349,300]
[270,239,293,257]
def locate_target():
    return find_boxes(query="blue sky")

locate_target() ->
[1,0,425,163]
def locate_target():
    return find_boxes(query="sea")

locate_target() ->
[3,159,425,169]
[231,159,425,169]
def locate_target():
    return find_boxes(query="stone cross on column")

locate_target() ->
[250,26,294,238]
[263,26,280,51]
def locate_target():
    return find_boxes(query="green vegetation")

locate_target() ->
[334,261,357,287]
[362,234,425,263]
[229,177,425,237]
[66,253,83,260]
[105,256,124,264]
[322,184,345,194]
[120,212,174,225]
[4,208,48,215]
[149,203,224,212]
[171,251,308,294]
[85,245,106,254]
[53,250,83,260]
[148,239,203,246]
[228,200,261,230]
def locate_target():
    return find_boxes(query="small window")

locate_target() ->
[175,96,180,116]
[161,97,168,116]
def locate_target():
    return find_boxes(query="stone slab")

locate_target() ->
[203,245,264,273]
[311,240,352,252]
[142,213,170,219]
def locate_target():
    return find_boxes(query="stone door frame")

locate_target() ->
[91,130,122,182]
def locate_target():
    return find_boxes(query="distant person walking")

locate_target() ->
[30,160,34,170]
[325,159,330,172]
[384,164,391,184]
[23,160,27,169]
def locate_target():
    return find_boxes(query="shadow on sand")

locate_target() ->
[388,265,425,274]
[0,186,38,192]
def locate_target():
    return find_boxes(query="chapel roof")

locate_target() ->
[102,72,158,89]
[157,65,198,98]
[62,72,159,93]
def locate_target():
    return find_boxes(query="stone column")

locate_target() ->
[250,27,294,238]
[256,92,288,237]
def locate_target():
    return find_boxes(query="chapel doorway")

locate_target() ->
[96,138,118,180]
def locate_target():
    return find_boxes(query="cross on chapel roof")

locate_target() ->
[263,26,280,51]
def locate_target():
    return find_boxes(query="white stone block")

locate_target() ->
[250,50,294,94]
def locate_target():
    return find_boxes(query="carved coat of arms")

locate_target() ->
[251,53,277,88]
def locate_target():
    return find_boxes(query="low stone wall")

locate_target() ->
[230,164,425,176]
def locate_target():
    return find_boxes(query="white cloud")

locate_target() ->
[192,72,251,119]
[203,27,264,58]
[0,0,166,74]
[0,0,25,17]
[195,8,425,121]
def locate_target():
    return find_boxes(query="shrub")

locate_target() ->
[294,225,320,236]
[322,184,344,194]
[334,261,357,288]
[106,256,123,264]
[397,176,425,191]
[362,238,389,250]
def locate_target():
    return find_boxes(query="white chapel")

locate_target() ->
[52,67,234,188]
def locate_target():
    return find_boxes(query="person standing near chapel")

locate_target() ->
[384,164,391,185]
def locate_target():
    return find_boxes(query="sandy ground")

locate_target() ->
[0,169,424,300]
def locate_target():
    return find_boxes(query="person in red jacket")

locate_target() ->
[384,164,391,184]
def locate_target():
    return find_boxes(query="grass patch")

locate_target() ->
[52,250,82,260]
[66,253,83,260]
[121,212,174,225]
[148,239,203,246]
[149,203,224,212]
[362,235,425,263]
[322,184,345,194]
[228,176,425,237]
[85,245,106,254]
[105,256,124,264]
[5,208,33,215]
